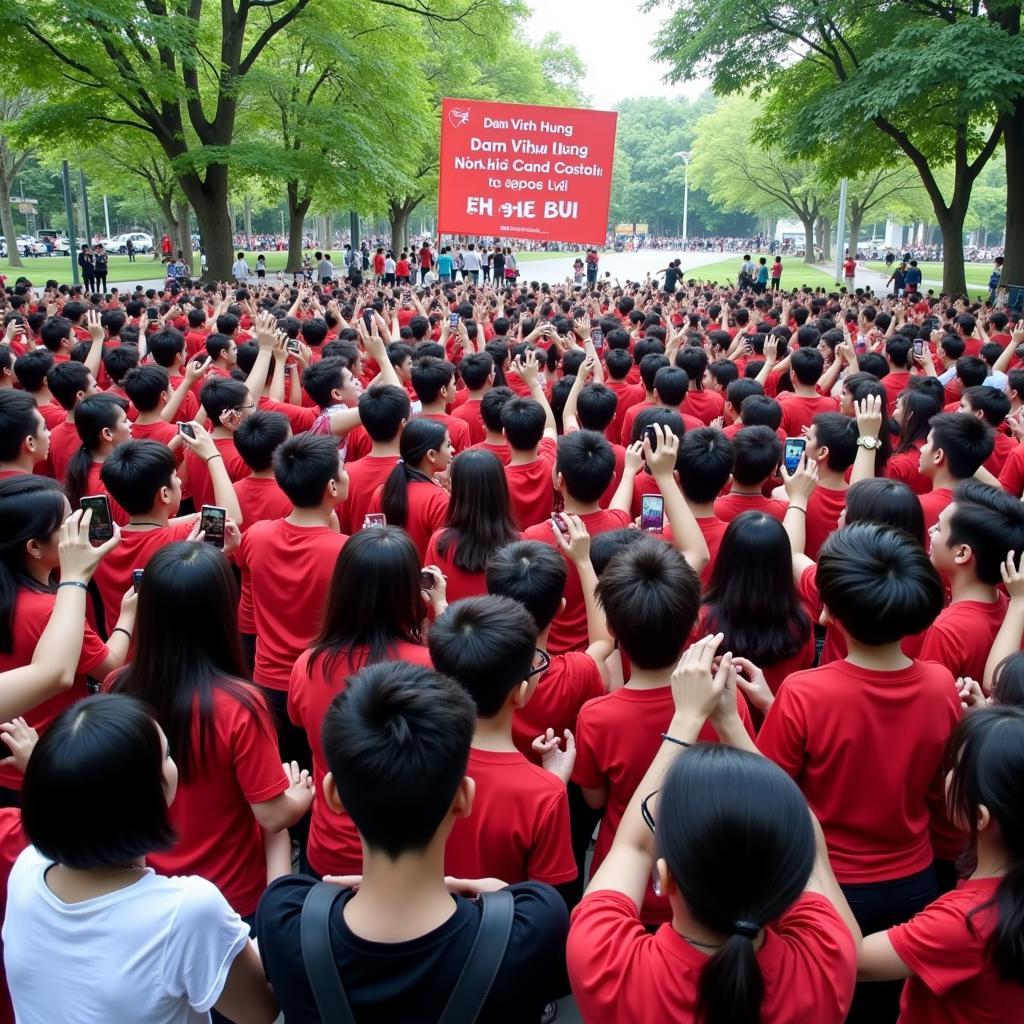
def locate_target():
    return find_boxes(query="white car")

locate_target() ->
[102,232,154,254]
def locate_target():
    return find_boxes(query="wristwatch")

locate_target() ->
[856,436,882,450]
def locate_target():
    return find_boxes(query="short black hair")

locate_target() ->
[234,410,290,472]
[678,428,734,504]
[739,395,782,431]
[732,426,782,485]
[790,347,824,385]
[427,595,537,718]
[146,328,186,368]
[459,352,494,390]
[321,661,476,857]
[301,358,346,409]
[811,412,858,472]
[817,523,944,644]
[39,316,72,352]
[557,430,615,502]
[21,694,175,869]
[481,386,514,432]
[597,540,700,669]
[955,355,988,389]
[122,364,170,413]
[501,397,546,450]
[486,540,567,631]
[654,366,689,405]
[640,353,670,392]
[726,378,763,412]
[962,385,1010,427]
[605,348,633,380]
[928,411,994,479]
[47,360,93,410]
[577,383,618,432]
[100,440,176,513]
[199,376,248,422]
[0,391,41,461]
[272,432,341,507]
[948,481,1024,586]
[13,348,54,392]
[357,384,410,442]
[411,357,455,404]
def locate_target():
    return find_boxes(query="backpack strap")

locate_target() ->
[437,889,515,1024]
[300,882,357,1024]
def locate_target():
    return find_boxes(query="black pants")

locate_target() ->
[84,276,95,293]
[95,275,107,292]
[840,865,937,1024]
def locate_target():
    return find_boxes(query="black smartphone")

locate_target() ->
[177,421,195,439]
[80,495,114,542]
[913,339,924,357]
[132,568,144,592]
[420,569,436,591]
[784,437,807,474]
[363,513,386,528]
[640,494,665,534]
[591,327,604,351]
[146,308,159,321]
[643,425,658,450]
[551,513,569,535]
[449,312,460,329]
[362,309,374,329]
[199,504,226,549]
[286,339,301,355]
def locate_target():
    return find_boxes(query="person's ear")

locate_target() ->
[815,444,829,465]
[510,678,532,709]
[953,541,973,568]
[819,602,834,628]
[655,858,678,899]
[323,772,345,814]
[933,445,946,467]
[25,537,46,562]
[976,802,992,833]
[451,776,475,820]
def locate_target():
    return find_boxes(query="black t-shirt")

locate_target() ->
[663,268,679,291]
[255,875,569,1023]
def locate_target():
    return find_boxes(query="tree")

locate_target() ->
[0,91,38,267]
[648,0,1020,293]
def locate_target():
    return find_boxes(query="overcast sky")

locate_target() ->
[525,0,708,109]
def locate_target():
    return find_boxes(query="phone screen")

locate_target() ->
[146,308,158,321]
[420,569,436,591]
[362,310,374,329]
[286,339,300,355]
[640,494,665,534]
[591,327,604,351]
[200,505,226,549]
[784,437,807,474]
[132,569,144,592]
[81,495,114,542]
[177,421,195,439]
[362,513,386,528]
[913,339,924,357]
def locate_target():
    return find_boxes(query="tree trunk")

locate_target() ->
[176,201,193,271]
[390,207,408,254]
[178,165,234,282]
[848,207,865,260]
[1001,105,1024,289]
[324,215,333,253]
[800,217,816,264]
[819,216,832,263]
[0,175,22,267]
[285,182,311,273]
[938,211,969,295]
[243,195,253,251]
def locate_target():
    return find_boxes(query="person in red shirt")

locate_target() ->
[449,351,493,444]
[146,328,201,423]
[288,526,435,877]
[800,412,858,560]
[468,386,514,464]
[603,348,643,442]
[568,638,858,1024]
[880,336,916,416]
[622,365,703,446]
[887,389,940,495]
[108,541,313,918]
[0,391,50,479]
[775,348,839,436]
[677,346,726,425]
[371,246,385,280]
[44,361,98,483]
[237,432,349,763]
[182,307,210,358]
[410,356,470,452]
[673,427,733,585]
[425,450,519,604]
[13,349,65,441]
[960,385,1016,475]
[758,523,958,1022]
[120,365,181,449]
[366,418,450,561]
[618,352,669,446]
[918,412,994,531]
[857,706,1024,1024]
[428,595,577,888]
[62,393,133,527]
[502,372,559,529]
[921,481,1024,681]
[185,377,254,510]
[714,425,787,523]
[232,411,293,531]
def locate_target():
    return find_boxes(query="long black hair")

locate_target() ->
[108,542,264,782]
[64,393,128,509]
[310,526,423,675]
[0,476,66,654]
[947,706,1024,983]
[845,478,926,547]
[436,450,518,573]
[894,388,939,456]
[702,512,811,665]
[657,744,815,1024]
[381,418,447,529]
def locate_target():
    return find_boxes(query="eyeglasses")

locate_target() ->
[527,648,550,679]
[233,403,255,414]
[641,789,659,836]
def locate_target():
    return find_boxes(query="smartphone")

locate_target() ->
[132,569,144,592]
[913,339,924,357]
[640,494,665,534]
[176,421,195,439]
[551,513,569,535]
[199,504,226,549]
[80,495,114,543]
[590,327,604,351]
[449,312,460,329]
[643,424,659,450]
[784,437,807,474]
[286,339,301,355]
[420,569,436,591]
[362,309,374,329]
[146,308,159,321]
[363,513,386,528]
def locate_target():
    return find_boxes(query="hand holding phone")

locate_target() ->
[640,494,665,534]
[362,514,386,528]
[177,421,196,439]
[80,495,114,543]
[784,437,807,474]
[132,569,144,592]
[199,505,227,549]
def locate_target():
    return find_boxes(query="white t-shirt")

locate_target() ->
[231,259,249,280]
[4,847,250,1024]
[384,257,396,274]
[461,249,482,271]
[318,259,334,281]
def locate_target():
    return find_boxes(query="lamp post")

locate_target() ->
[674,151,691,249]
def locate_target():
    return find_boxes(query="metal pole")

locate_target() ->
[349,211,360,251]
[682,161,690,249]
[834,177,849,284]
[78,169,92,242]
[103,194,111,239]
[61,161,80,287]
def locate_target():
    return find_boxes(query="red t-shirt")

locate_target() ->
[444,748,576,886]
[887,444,931,495]
[882,370,913,416]
[84,462,129,528]
[129,419,177,447]
[919,595,1008,682]
[983,430,1016,477]
[468,439,512,465]
[681,388,725,426]
[998,441,1024,497]
[184,436,250,511]
[889,876,1021,1024]
[511,651,604,764]
[714,491,787,523]
[258,396,318,434]
[366,479,449,562]
[417,411,470,453]
[235,476,292,533]
[166,375,200,422]
[450,398,486,445]
[504,439,557,530]
[237,520,348,690]
[777,393,839,437]
[567,890,856,1024]
[145,686,286,916]
[918,486,954,532]
[758,658,960,883]
[37,400,66,431]
[523,508,632,653]
[340,454,400,534]
[288,643,432,876]
[573,685,754,922]
[47,419,80,483]
[423,530,500,605]
[0,808,26,1024]
[804,484,847,561]
[605,379,643,442]
[0,588,108,791]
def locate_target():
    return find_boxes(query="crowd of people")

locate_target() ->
[0,262,1022,1024]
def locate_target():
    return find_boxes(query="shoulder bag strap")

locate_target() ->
[437,889,515,1024]
[300,882,357,1024]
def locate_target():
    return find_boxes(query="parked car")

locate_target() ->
[101,232,154,254]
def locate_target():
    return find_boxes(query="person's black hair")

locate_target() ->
[811,412,858,472]
[946,705,1024,983]
[215,312,239,336]
[501,397,546,451]
[146,327,186,368]
[186,308,205,329]
[678,428,734,504]
[300,317,329,348]
[726,378,763,413]
[885,335,913,369]
[272,432,342,507]
[13,348,54,393]
[39,316,73,353]
[205,333,234,363]
[739,395,782,431]
[992,653,1024,707]
[939,334,966,362]
[928,411,994,479]
[588,528,648,576]
[708,358,739,389]
[301,358,347,409]
[556,430,615,503]
[845,478,926,547]
[102,344,140,387]
[639,353,670,393]
[654,365,689,405]
[436,450,518,572]
[596,540,700,669]
[357,384,410,442]
[321,661,476,857]
[480,386,515,432]
[312,527,423,676]
[962,385,1011,428]
[484,341,509,386]
[676,346,709,388]
[100,440,176,514]
[47,360,93,410]
[411,357,455,405]
[198,375,248,423]
[234,341,258,376]
[0,476,65,653]
[795,324,820,348]
[21,693,175,869]
[65,393,129,511]
[460,352,494,390]
[790,346,824,385]
[122,364,170,413]
[604,348,633,380]
[577,383,618,432]
[956,355,989,389]
[731,426,782,485]
[109,543,263,782]
[382,418,447,528]
[703,512,811,666]
[894,389,939,455]
[485,540,567,631]
[428,595,537,718]
[234,410,290,472]
[0,391,42,462]
[658,744,815,1024]
[816,522,944,644]
[947,481,1024,585]
[858,352,889,378]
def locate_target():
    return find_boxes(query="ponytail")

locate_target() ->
[63,445,92,512]
[381,418,447,529]
[697,933,764,1024]
[64,393,128,504]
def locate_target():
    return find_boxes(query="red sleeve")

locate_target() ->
[998,446,1024,497]
[229,691,290,804]
[527,783,578,885]
[570,699,606,790]
[79,622,110,677]
[918,622,958,675]
[756,682,807,779]
[798,564,822,620]
[537,437,557,468]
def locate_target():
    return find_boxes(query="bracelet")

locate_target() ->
[660,733,692,748]
[111,627,132,640]
[58,580,89,591]
[205,453,223,464]
[788,506,807,515]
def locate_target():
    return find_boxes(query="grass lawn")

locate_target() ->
[863,261,995,287]
[681,255,839,291]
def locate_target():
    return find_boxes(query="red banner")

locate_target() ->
[437,98,618,245]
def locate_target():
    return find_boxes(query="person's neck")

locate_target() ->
[1011,398,1022,415]
[27,560,52,586]
[126,507,171,529]
[134,409,164,424]
[484,430,505,446]
[685,497,716,518]
[947,572,998,605]
[729,481,763,495]
[471,707,519,753]
[286,505,335,528]
[508,444,538,466]
[210,426,232,440]
[843,636,911,671]
[563,493,601,515]
[816,467,847,490]
[31,386,55,406]
[535,625,551,655]
[467,388,487,401]
[973,831,1012,880]
[370,439,401,458]
[930,468,958,491]
[249,468,275,479]
[420,399,447,416]
[794,383,818,397]
[0,455,36,475]
[92,444,113,463]
[626,665,672,690]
